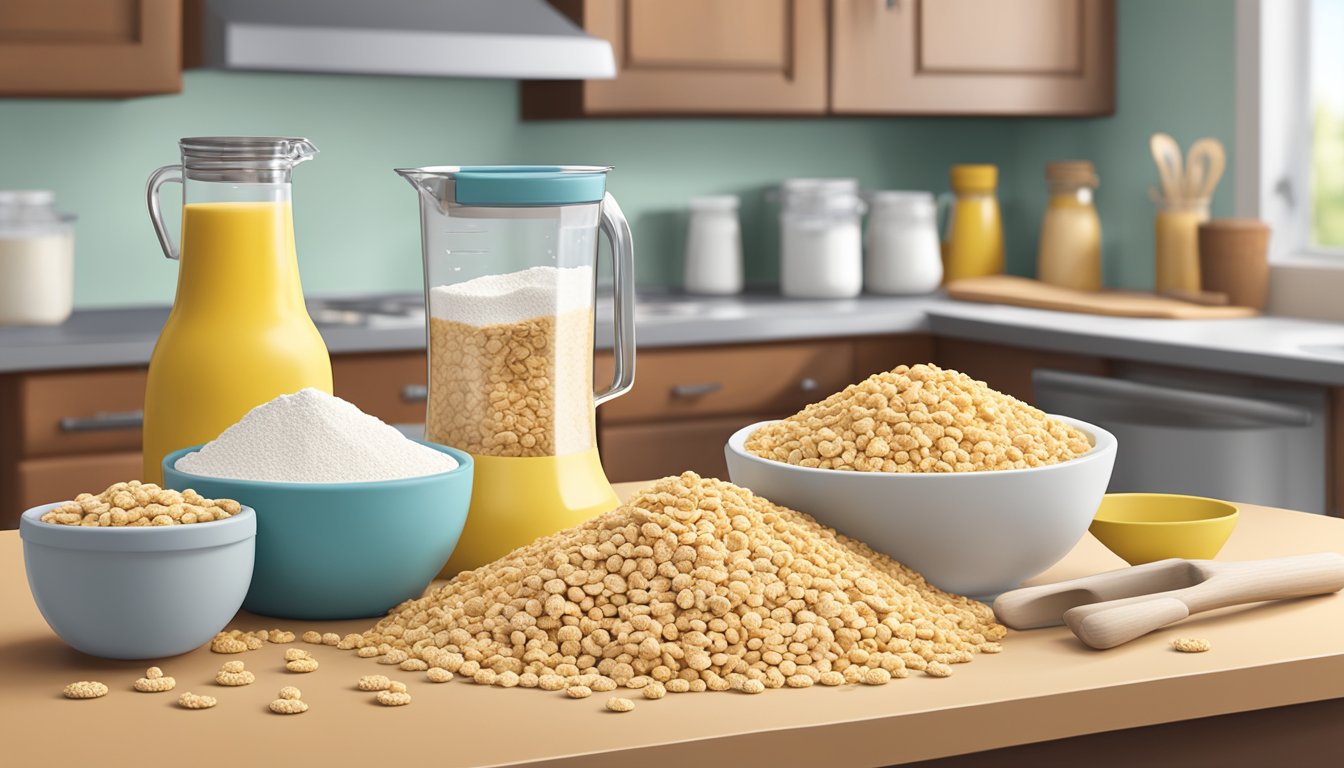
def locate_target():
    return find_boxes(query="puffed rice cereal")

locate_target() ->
[321,632,341,646]
[360,472,1003,696]
[399,658,429,672]
[642,682,666,700]
[375,690,412,706]
[41,481,241,526]
[63,681,108,699]
[1173,637,1212,653]
[215,660,256,686]
[268,630,296,644]
[358,675,392,692]
[566,685,592,699]
[302,631,323,644]
[287,657,319,673]
[269,699,308,714]
[133,667,176,692]
[178,692,217,709]
[605,697,635,712]
[745,364,1091,473]
[426,668,454,683]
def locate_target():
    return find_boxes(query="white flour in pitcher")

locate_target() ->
[174,388,458,483]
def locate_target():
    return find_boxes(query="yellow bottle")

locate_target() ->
[943,164,1005,282]
[1037,161,1102,292]
[142,138,331,483]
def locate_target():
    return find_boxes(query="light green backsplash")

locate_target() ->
[0,0,1233,308]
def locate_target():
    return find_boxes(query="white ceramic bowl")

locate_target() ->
[725,416,1117,600]
[19,503,256,659]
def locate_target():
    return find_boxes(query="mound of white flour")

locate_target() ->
[429,265,593,326]
[174,388,458,483]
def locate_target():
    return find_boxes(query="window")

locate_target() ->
[1312,0,1344,248]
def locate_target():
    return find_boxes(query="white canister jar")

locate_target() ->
[864,191,943,295]
[779,179,864,299]
[684,195,743,295]
[0,190,75,326]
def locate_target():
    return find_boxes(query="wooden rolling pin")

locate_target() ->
[993,553,1344,649]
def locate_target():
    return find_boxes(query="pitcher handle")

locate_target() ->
[146,164,182,260]
[596,192,636,406]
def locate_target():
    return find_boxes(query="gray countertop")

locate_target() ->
[4,290,1344,386]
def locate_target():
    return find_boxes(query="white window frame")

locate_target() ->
[1239,0,1344,319]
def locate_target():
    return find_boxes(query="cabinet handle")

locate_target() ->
[402,384,428,403]
[671,382,723,399]
[800,377,820,392]
[59,410,144,433]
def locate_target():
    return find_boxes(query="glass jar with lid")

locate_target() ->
[1037,161,1102,291]
[778,178,865,299]
[684,195,743,295]
[0,190,75,326]
[864,191,942,295]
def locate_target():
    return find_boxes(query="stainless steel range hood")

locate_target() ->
[203,0,615,80]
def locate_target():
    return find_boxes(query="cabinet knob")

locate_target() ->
[59,410,144,432]
[670,382,723,399]
[401,384,428,403]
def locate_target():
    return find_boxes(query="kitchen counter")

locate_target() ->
[2,484,1342,767]
[5,291,1344,386]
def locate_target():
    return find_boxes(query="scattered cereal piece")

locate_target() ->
[1173,637,1212,653]
[278,686,302,700]
[739,679,765,695]
[356,646,381,658]
[425,668,454,684]
[63,681,108,699]
[377,649,409,665]
[269,630,296,644]
[566,685,592,699]
[818,671,845,686]
[210,635,248,654]
[473,669,497,686]
[862,668,891,686]
[243,634,263,651]
[399,659,429,672]
[178,692,217,709]
[358,675,392,692]
[269,698,308,714]
[286,657,319,673]
[321,632,341,646]
[387,681,408,694]
[336,633,363,650]
[518,672,539,688]
[538,674,566,691]
[495,671,520,688]
[301,631,323,644]
[215,670,255,687]
[979,642,1003,654]
[642,682,666,700]
[375,690,412,707]
[925,662,953,678]
[605,697,635,713]
[665,679,690,693]
[133,667,177,692]
[221,661,245,674]
[284,648,312,662]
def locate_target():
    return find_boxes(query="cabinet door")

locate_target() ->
[831,0,1114,116]
[11,452,143,527]
[600,414,777,483]
[934,338,1109,405]
[332,353,428,427]
[0,0,182,96]
[524,0,828,116]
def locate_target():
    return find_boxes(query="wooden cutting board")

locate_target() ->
[946,275,1258,319]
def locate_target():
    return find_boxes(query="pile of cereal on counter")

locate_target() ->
[40,481,241,526]
[745,363,1091,473]
[360,472,1005,696]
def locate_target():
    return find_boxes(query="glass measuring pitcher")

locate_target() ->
[398,165,635,574]
[142,137,332,483]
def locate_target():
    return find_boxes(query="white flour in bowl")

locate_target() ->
[174,388,458,483]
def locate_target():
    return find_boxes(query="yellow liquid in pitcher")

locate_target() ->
[142,202,332,483]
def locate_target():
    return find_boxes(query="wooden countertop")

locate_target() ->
[2,482,1342,767]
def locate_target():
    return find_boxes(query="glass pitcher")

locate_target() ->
[142,137,333,483]
[398,165,635,575]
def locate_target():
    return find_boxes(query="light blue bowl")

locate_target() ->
[163,442,472,620]
[20,503,256,659]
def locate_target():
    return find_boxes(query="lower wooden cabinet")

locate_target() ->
[934,338,1110,405]
[331,352,427,426]
[600,414,775,483]
[13,453,143,515]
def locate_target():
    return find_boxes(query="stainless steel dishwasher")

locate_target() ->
[1033,365,1327,514]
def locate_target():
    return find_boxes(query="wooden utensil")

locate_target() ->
[1199,218,1270,309]
[1185,138,1226,200]
[1150,133,1184,202]
[946,275,1257,319]
[993,552,1344,649]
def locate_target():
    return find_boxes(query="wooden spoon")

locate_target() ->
[1185,137,1226,201]
[1150,133,1185,203]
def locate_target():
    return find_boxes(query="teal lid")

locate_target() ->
[448,165,610,206]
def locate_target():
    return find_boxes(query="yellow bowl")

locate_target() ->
[1089,493,1239,565]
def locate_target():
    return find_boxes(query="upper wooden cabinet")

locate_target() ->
[830,0,1115,116]
[527,0,1114,118]
[0,0,182,97]
[522,0,829,117]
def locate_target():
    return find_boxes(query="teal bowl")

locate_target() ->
[162,442,472,620]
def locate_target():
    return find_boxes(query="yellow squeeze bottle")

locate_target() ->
[142,201,331,482]
[943,164,1005,282]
